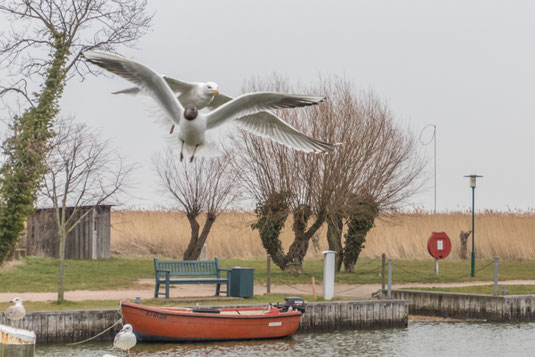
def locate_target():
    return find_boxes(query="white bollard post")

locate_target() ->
[322,250,336,300]
[199,244,208,260]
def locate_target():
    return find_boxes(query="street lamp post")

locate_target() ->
[465,174,483,277]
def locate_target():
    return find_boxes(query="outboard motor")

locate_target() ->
[279,297,306,313]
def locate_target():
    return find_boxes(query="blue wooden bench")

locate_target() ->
[153,257,231,299]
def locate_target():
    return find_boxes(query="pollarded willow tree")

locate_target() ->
[0,0,151,264]
[236,76,424,274]
[318,82,425,272]
[153,150,240,260]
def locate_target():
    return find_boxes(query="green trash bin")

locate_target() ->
[229,267,254,298]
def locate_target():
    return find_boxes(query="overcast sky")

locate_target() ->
[8,1,535,211]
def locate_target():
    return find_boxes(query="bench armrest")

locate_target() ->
[156,269,170,280]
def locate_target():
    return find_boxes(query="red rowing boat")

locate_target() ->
[120,299,304,342]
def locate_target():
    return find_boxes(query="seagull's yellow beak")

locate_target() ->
[214,89,220,95]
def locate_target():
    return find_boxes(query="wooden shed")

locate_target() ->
[25,205,111,259]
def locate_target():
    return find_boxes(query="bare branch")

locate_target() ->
[39,116,135,234]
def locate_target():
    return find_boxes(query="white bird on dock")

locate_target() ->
[4,297,25,327]
[113,323,136,357]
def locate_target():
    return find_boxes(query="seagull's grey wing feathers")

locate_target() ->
[112,87,142,95]
[84,51,184,125]
[5,305,25,320]
[206,93,233,111]
[113,331,123,347]
[112,76,194,96]
[236,111,336,153]
[162,76,196,93]
[206,92,324,130]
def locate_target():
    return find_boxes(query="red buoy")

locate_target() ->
[427,232,451,260]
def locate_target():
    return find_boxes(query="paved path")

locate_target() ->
[1,280,534,303]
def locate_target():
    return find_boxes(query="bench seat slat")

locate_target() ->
[157,278,228,284]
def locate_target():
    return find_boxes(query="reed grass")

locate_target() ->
[111,210,535,260]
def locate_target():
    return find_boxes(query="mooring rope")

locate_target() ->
[67,315,123,346]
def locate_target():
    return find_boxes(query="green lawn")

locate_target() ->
[1,256,534,294]
[405,285,535,295]
[0,293,334,312]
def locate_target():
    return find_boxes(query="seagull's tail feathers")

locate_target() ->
[142,97,175,130]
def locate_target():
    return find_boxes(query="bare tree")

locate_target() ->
[0,0,151,264]
[40,117,134,302]
[235,77,338,274]
[318,81,425,272]
[153,151,240,260]
[236,76,424,274]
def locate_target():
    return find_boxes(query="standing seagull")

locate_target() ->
[84,52,335,160]
[113,324,136,357]
[4,297,25,328]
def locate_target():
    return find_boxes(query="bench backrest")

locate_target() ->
[154,258,221,277]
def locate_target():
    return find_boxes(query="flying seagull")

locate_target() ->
[84,51,336,159]
[4,297,25,328]
[113,323,136,357]
[113,77,220,134]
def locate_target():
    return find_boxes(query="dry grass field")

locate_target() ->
[111,210,535,260]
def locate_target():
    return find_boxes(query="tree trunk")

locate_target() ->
[327,214,344,272]
[183,213,216,260]
[459,230,471,260]
[57,226,67,302]
[252,192,290,270]
[0,34,69,264]
[183,214,201,260]
[343,198,378,273]
[285,206,326,274]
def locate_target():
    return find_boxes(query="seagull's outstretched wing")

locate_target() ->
[205,92,333,152]
[206,93,233,111]
[112,86,142,95]
[205,92,324,130]
[83,51,184,125]
[162,76,196,93]
[112,76,195,96]
[235,111,337,153]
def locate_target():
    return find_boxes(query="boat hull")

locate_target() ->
[121,301,302,342]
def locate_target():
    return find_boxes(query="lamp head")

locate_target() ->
[464,174,483,188]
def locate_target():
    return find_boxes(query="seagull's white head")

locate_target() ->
[11,297,22,305]
[121,324,133,333]
[184,106,198,121]
[204,82,219,96]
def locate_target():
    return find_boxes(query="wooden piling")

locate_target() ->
[1,300,408,345]
[0,324,35,357]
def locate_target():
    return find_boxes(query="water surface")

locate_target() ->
[36,321,535,357]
